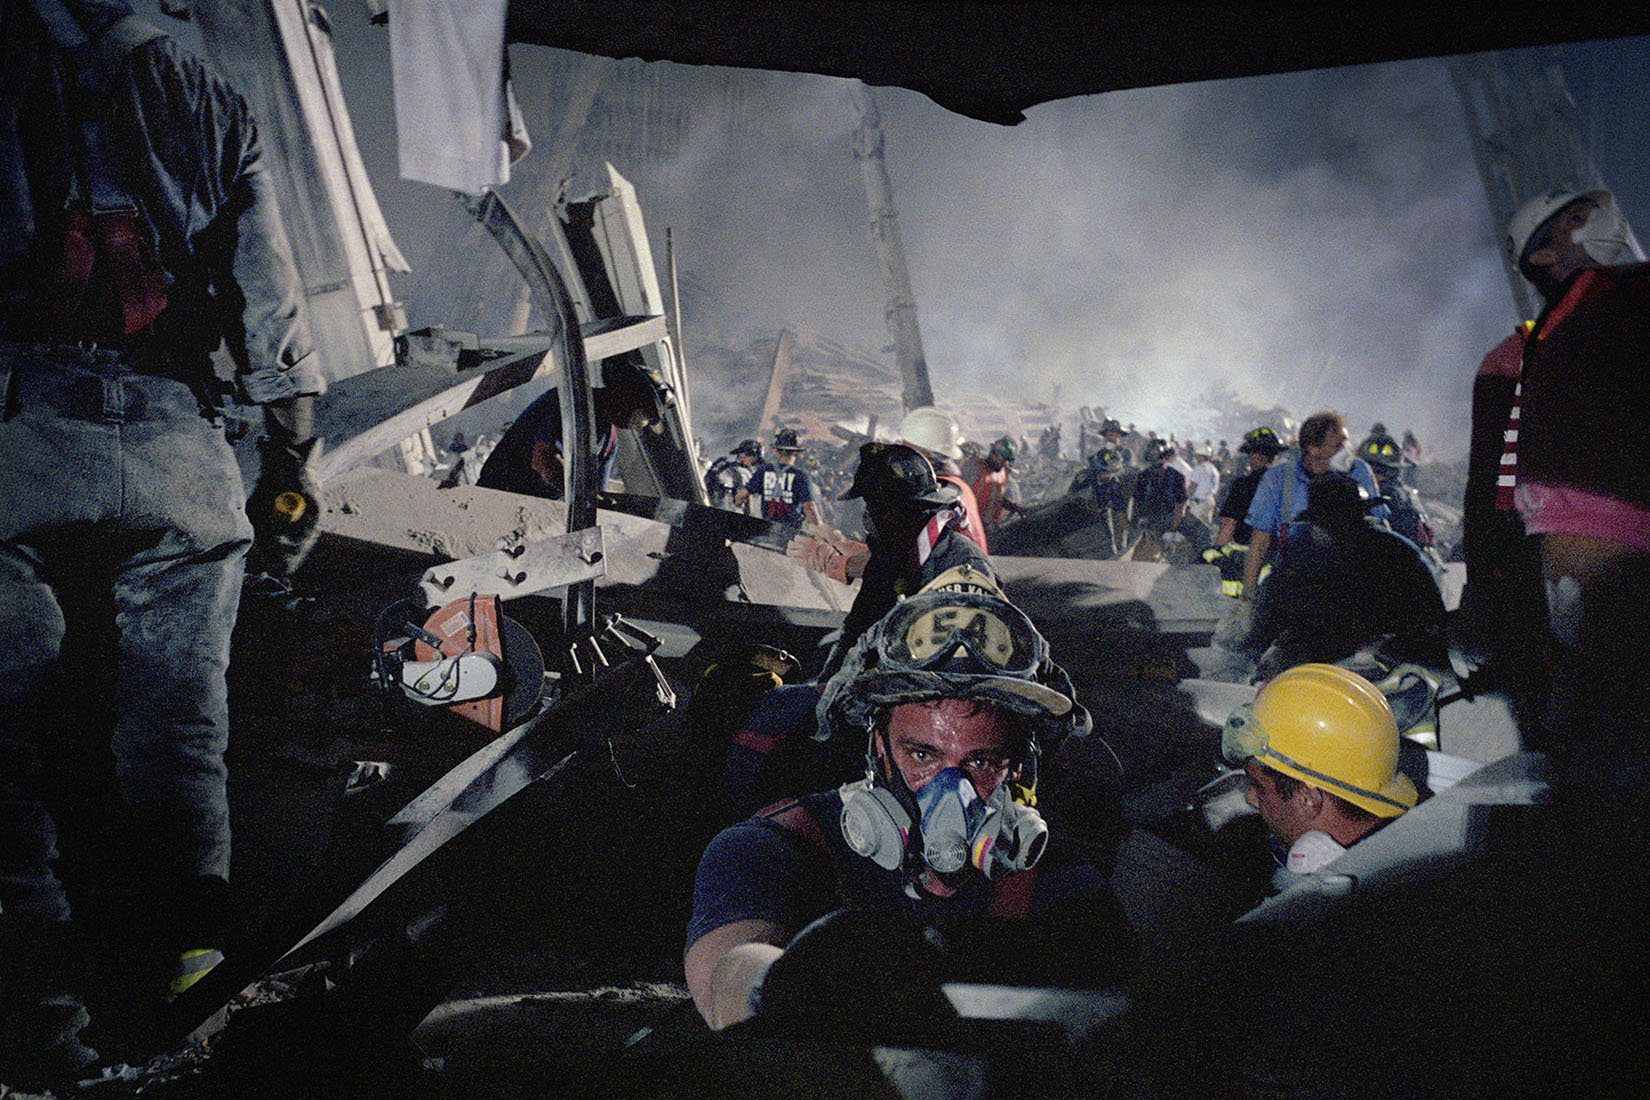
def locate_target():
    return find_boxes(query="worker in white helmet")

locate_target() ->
[897,406,987,551]
[1489,187,1650,773]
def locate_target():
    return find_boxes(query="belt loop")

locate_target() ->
[0,365,14,422]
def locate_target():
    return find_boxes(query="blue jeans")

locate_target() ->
[0,344,250,928]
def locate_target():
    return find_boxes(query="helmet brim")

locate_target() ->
[1263,750,1418,818]
[844,669,1073,719]
[840,483,962,508]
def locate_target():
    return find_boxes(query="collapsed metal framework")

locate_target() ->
[464,189,600,639]
[853,85,935,415]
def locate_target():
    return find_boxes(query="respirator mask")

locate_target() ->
[1570,201,1638,266]
[840,758,1048,885]
[819,572,1079,888]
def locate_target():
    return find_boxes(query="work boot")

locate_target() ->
[0,916,101,1089]
[163,875,229,1000]
[80,874,231,1062]
[166,947,224,997]
[76,943,215,1065]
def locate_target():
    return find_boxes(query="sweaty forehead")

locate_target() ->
[886,698,1011,753]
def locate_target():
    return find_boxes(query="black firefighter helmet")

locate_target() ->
[1357,432,1402,474]
[841,442,961,509]
[1091,446,1125,475]
[1239,426,1286,455]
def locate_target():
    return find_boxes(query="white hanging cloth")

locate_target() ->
[388,0,531,194]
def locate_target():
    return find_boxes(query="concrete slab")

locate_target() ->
[993,555,1226,632]
[320,468,853,614]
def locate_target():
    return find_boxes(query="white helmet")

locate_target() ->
[1505,188,1610,265]
[898,406,964,461]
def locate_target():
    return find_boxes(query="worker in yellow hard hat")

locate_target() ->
[1221,664,1418,879]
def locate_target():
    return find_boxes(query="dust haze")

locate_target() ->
[323,18,1650,459]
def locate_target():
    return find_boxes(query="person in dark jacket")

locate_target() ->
[1499,187,1650,769]
[1129,439,1188,561]
[819,443,993,679]
[705,438,763,509]
[1,0,322,1079]
[1204,427,1287,596]
[1068,445,1131,556]
[1245,474,1448,678]
[1214,427,1286,550]
[1357,428,1434,551]
[475,361,662,498]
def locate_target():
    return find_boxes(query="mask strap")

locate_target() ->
[1011,739,1039,806]
[871,716,927,873]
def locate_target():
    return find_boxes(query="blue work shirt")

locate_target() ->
[1245,454,1388,543]
[745,461,816,526]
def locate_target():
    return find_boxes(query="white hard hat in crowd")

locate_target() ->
[1505,188,1611,265]
[898,406,964,461]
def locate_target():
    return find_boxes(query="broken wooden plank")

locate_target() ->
[757,328,794,436]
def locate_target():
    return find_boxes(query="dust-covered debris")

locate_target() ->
[418,981,690,1029]
[405,529,461,559]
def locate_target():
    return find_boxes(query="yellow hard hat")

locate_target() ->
[1222,664,1417,818]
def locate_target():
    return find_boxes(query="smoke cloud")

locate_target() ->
[322,17,1650,461]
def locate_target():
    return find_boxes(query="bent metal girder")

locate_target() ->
[462,188,599,641]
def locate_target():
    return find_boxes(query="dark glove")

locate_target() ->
[248,437,322,576]
[753,908,953,1035]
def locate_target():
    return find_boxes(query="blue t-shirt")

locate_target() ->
[1244,454,1388,542]
[746,461,816,525]
[685,789,1103,953]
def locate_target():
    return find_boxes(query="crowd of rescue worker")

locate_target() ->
[673,412,1441,1036]
[2,0,1647,1087]
[430,183,1648,1047]
[667,174,1650,1037]
[699,409,1436,552]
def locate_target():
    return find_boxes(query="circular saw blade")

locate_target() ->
[497,614,546,729]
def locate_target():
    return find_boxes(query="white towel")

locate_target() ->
[388,0,531,193]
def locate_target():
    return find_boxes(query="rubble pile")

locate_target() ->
[1008,453,1084,507]
[691,330,904,456]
